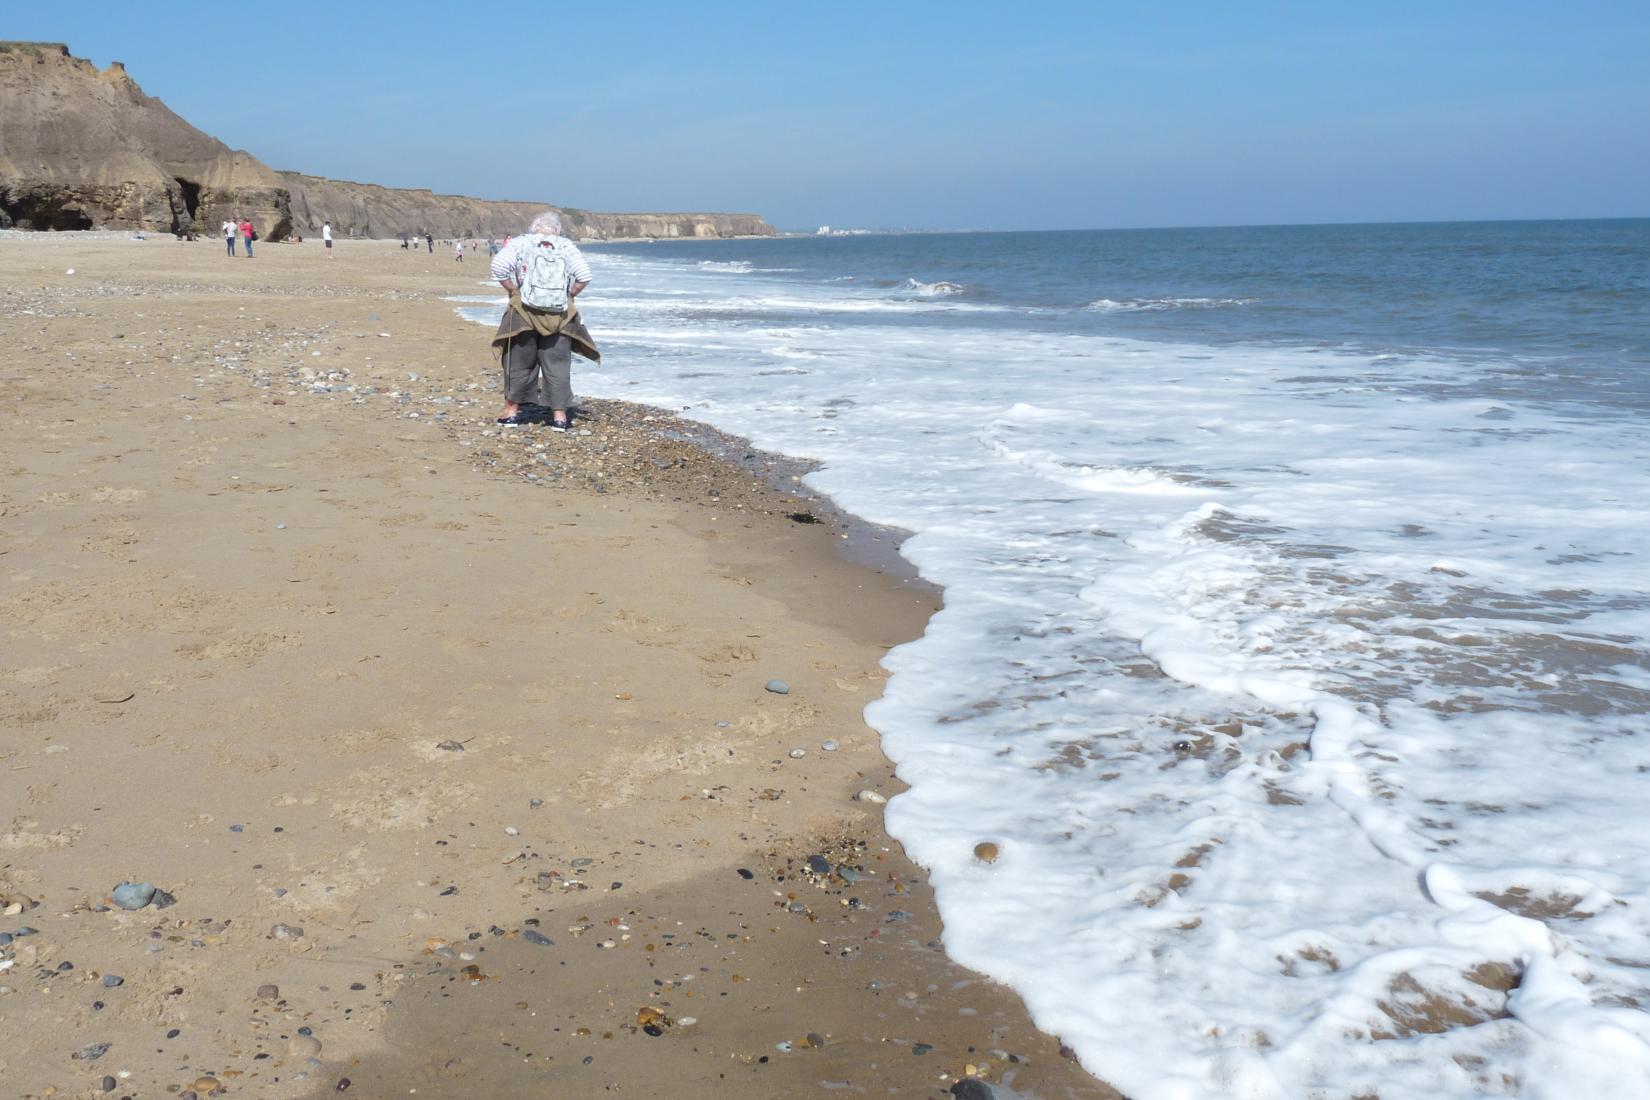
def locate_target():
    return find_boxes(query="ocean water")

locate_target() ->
[457,220,1650,1099]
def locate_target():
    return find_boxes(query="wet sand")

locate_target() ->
[0,236,1121,1100]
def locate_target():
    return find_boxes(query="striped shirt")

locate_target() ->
[490,234,593,290]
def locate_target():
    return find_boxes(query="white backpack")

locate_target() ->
[519,235,571,314]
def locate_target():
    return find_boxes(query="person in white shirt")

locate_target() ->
[487,210,598,430]
[223,219,236,257]
[322,221,333,258]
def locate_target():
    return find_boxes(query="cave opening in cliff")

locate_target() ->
[0,193,93,231]
[174,178,202,220]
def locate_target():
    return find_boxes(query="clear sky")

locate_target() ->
[9,1,1648,230]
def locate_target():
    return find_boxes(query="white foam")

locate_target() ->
[1089,296,1258,312]
[458,249,1650,1098]
[901,277,968,296]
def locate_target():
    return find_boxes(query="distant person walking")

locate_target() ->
[425,232,434,253]
[454,239,464,262]
[487,237,499,257]
[322,221,334,258]
[488,210,598,431]
[223,218,236,256]
[239,218,255,258]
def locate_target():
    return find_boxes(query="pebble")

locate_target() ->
[256,983,280,1000]
[788,747,806,759]
[288,1035,323,1058]
[950,1081,997,1100]
[838,866,862,883]
[73,1042,111,1061]
[737,868,754,880]
[715,720,731,728]
[974,841,1001,864]
[276,523,287,530]
[529,798,543,809]
[111,882,157,910]
[886,909,913,923]
[855,789,887,804]
[522,929,553,947]
[435,739,464,752]
[101,1077,116,1093]
[270,922,305,941]
[821,739,838,751]
[764,679,790,695]
[504,826,519,835]
[101,974,123,988]
[806,855,832,875]
[193,1077,222,1095]
[0,933,10,946]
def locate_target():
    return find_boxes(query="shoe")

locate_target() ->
[496,415,525,426]
[549,418,569,432]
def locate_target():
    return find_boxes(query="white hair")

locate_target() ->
[528,210,563,236]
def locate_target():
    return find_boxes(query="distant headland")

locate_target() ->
[0,42,775,242]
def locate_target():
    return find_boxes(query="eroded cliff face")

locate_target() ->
[0,44,774,242]
[0,42,291,237]
[279,173,774,241]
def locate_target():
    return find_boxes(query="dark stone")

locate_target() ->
[737,868,754,880]
[950,1081,996,1100]
[522,929,553,947]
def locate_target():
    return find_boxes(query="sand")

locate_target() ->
[0,236,1121,1100]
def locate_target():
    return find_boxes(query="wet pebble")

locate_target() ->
[821,739,838,752]
[788,748,806,759]
[270,922,305,941]
[737,868,754,880]
[855,789,887,804]
[886,909,912,923]
[764,679,790,695]
[101,1076,116,1093]
[522,929,554,947]
[256,983,280,1000]
[951,1081,997,1100]
[72,1042,111,1061]
[102,974,123,988]
[974,841,1001,864]
[806,855,832,875]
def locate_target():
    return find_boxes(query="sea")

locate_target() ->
[456,219,1650,1100]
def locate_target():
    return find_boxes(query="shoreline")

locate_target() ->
[0,236,1119,1098]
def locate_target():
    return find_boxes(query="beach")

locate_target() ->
[0,236,1119,1100]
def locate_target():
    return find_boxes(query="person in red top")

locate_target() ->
[239,218,255,258]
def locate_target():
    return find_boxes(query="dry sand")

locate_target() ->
[0,236,1122,1100]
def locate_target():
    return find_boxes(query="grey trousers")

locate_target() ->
[503,330,573,409]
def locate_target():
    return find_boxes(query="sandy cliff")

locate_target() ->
[0,42,290,237]
[281,173,774,240]
[0,43,774,241]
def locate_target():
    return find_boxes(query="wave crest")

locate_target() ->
[1088,296,1257,312]
[901,278,968,297]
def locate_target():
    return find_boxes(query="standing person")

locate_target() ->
[239,217,255,258]
[454,239,464,263]
[488,210,598,431]
[322,221,334,258]
[223,218,236,256]
[487,237,498,257]
[425,232,434,253]
[400,232,409,251]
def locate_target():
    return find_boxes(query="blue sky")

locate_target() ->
[11,1,1648,230]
